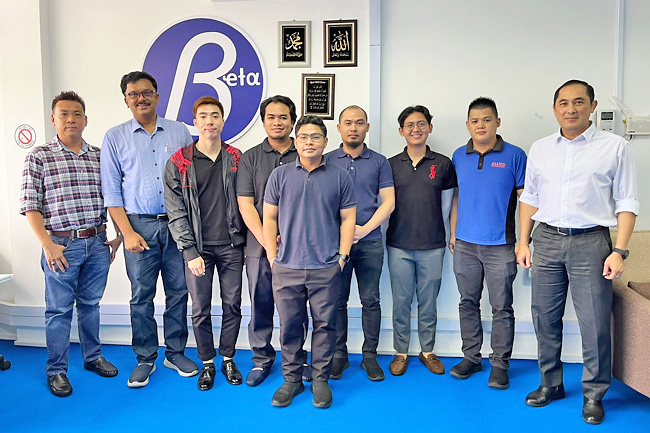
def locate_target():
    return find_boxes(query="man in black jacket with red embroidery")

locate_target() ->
[164,96,246,391]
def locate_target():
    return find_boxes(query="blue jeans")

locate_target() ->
[42,231,110,376]
[387,246,444,354]
[125,215,189,363]
[335,238,384,359]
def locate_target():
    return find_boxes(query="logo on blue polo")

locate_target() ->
[143,18,266,143]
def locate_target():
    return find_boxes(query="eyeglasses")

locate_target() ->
[296,133,325,142]
[126,90,157,100]
[403,121,429,131]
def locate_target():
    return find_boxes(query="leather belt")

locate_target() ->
[133,214,168,220]
[541,222,606,236]
[48,223,106,239]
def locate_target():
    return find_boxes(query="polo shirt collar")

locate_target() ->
[295,156,327,170]
[336,143,370,159]
[262,137,296,154]
[400,145,435,161]
[52,135,91,155]
[130,116,164,133]
[554,122,596,143]
[464,135,504,155]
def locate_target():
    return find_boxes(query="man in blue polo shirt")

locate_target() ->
[325,105,394,381]
[264,116,356,409]
[448,97,527,389]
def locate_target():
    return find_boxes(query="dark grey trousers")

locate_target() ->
[452,240,516,369]
[272,263,340,382]
[246,256,308,369]
[185,244,243,361]
[531,223,613,400]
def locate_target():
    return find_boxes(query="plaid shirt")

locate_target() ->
[20,136,106,230]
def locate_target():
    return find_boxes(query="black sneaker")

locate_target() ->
[361,357,385,381]
[450,359,482,379]
[311,381,333,408]
[330,357,349,380]
[272,381,305,407]
[488,366,509,390]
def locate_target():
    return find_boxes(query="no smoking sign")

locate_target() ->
[15,124,36,149]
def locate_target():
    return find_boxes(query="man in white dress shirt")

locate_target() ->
[516,79,638,425]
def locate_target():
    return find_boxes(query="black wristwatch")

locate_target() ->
[337,253,350,263]
[612,248,629,260]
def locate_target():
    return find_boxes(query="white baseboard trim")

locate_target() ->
[0,302,584,362]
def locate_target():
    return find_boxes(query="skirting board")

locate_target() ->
[0,302,585,362]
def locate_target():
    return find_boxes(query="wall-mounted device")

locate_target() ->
[611,96,650,136]
[597,110,615,132]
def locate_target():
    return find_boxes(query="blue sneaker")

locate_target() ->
[164,354,198,377]
[128,363,156,388]
[246,366,271,387]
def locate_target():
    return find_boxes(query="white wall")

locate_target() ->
[0,0,647,360]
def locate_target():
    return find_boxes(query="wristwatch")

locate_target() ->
[337,253,351,263]
[612,248,629,260]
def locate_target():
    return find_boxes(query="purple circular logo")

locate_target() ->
[144,18,266,143]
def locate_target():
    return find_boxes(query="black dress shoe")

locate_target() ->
[0,355,10,371]
[525,384,565,407]
[84,357,118,377]
[197,364,216,391]
[582,398,604,425]
[221,359,243,385]
[48,373,72,397]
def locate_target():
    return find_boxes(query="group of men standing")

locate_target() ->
[19,75,637,423]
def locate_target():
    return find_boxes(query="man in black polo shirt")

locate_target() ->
[264,116,356,408]
[387,105,457,377]
[237,95,311,387]
[165,96,246,391]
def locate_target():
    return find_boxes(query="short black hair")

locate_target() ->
[554,79,595,104]
[259,95,297,123]
[397,105,432,128]
[467,97,498,119]
[295,115,327,137]
[338,105,368,123]
[120,71,158,95]
[51,91,85,113]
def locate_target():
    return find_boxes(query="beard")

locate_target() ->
[345,140,363,149]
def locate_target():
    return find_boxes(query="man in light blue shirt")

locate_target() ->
[101,71,197,387]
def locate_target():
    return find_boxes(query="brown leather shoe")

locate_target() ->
[390,354,408,376]
[419,352,444,374]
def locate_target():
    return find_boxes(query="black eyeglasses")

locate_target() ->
[126,90,157,100]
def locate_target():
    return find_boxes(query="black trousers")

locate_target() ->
[185,244,243,361]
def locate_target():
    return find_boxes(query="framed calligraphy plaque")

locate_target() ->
[278,21,311,68]
[301,73,335,119]
[323,19,357,67]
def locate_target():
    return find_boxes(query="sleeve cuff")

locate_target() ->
[183,246,200,261]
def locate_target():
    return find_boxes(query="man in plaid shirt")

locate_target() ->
[20,91,122,397]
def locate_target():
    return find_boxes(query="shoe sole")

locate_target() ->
[360,362,385,382]
[450,364,482,379]
[272,384,305,407]
[128,364,156,388]
[164,358,198,377]
[84,364,118,378]
[525,392,565,407]
[329,361,349,380]
[488,381,509,390]
[582,414,604,425]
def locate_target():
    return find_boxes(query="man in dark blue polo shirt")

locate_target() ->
[387,105,457,377]
[237,95,310,387]
[264,116,356,409]
[325,105,394,381]
[448,97,527,390]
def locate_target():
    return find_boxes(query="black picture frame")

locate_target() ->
[323,19,357,67]
[301,73,335,119]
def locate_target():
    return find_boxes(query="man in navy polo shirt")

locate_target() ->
[448,97,527,389]
[325,105,394,381]
[387,105,457,377]
[264,116,356,408]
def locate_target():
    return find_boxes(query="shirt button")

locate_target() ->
[351,167,354,170]
[280,162,283,165]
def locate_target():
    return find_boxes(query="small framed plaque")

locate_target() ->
[278,21,311,68]
[301,73,335,119]
[323,19,357,67]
